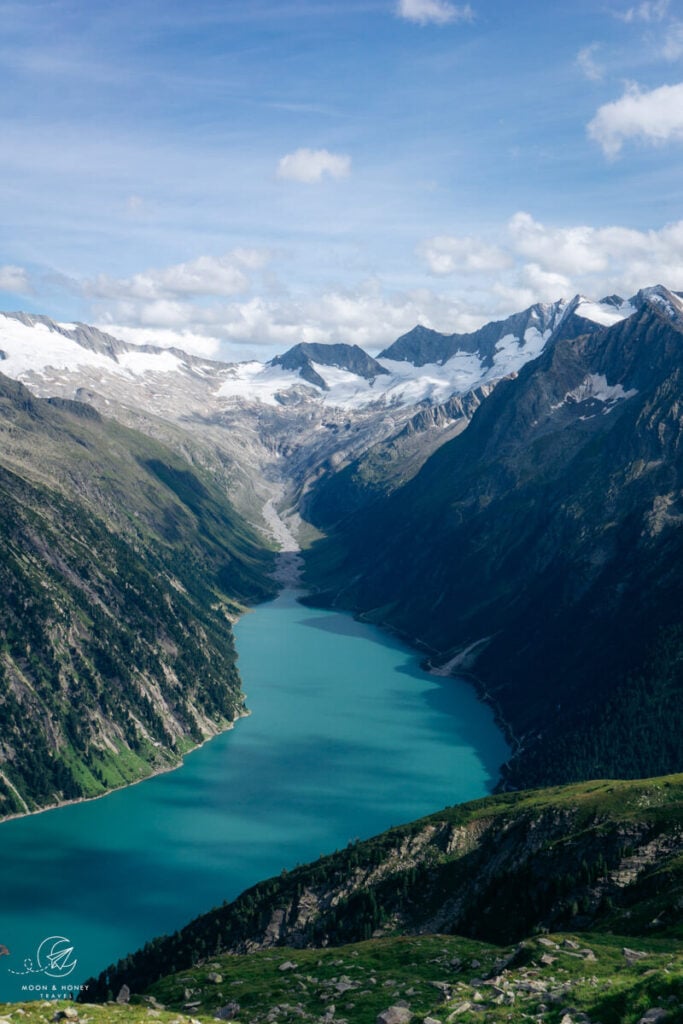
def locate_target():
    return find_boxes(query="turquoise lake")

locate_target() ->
[0,589,509,1001]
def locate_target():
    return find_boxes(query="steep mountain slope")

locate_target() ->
[304,287,683,788]
[0,374,276,818]
[84,774,683,1000]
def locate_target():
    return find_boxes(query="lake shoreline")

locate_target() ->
[0,707,251,827]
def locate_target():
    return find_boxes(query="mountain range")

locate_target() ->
[1,286,681,805]
[1,284,683,1021]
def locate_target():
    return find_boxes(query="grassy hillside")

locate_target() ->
[0,374,276,817]
[84,775,683,1002]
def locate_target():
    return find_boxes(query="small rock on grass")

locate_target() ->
[377,1007,413,1024]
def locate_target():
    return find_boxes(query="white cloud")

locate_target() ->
[521,263,572,299]
[417,235,510,275]
[276,148,351,184]
[83,251,268,303]
[616,0,669,22]
[508,212,609,275]
[576,44,604,81]
[588,81,683,157]
[92,279,487,361]
[0,264,32,293]
[34,215,683,364]
[396,0,474,25]
[415,211,683,317]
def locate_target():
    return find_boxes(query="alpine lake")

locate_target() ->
[0,589,509,1001]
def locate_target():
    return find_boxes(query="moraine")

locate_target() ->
[0,583,508,1002]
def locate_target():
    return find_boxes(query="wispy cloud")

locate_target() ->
[418,235,510,275]
[396,0,474,26]
[662,20,683,59]
[615,0,670,22]
[277,148,351,183]
[576,43,604,81]
[588,81,683,157]
[9,206,683,363]
[0,264,32,294]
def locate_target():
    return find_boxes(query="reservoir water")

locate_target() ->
[0,589,509,1002]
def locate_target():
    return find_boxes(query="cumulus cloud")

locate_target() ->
[276,148,351,184]
[92,278,488,361]
[40,211,683,364]
[396,0,474,25]
[417,235,511,275]
[416,211,683,314]
[0,264,32,293]
[576,44,604,81]
[588,81,683,157]
[83,250,268,303]
[508,212,610,275]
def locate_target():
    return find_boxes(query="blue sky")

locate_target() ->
[2,0,683,358]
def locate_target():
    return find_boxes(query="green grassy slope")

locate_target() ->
[84,775,683,1002]
[4,931,683,1023]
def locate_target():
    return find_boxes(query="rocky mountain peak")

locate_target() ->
[634,284,683,324]
[270,341,390,390]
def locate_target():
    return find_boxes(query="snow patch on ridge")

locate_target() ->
[574,298,635,327]
[554,373,638,411]
[0,314,184,379]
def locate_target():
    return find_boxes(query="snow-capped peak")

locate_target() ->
[636,285,683,324]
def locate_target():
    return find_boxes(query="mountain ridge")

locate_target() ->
[302,286,683,789]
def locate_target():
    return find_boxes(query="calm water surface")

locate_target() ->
[0,590,508,1000]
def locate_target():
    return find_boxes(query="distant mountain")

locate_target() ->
[0,374,275,817]
[304,285,683,788]
[270,342,389,390]
[380,300,567,366]
[378,295,632,368]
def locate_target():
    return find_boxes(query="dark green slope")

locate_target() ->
[0,374,276,817]
[303,292,683,788]
[84,774,683,1000]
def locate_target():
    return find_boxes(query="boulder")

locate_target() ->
[116,984,131,1004]
[377,1007,413,1024]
